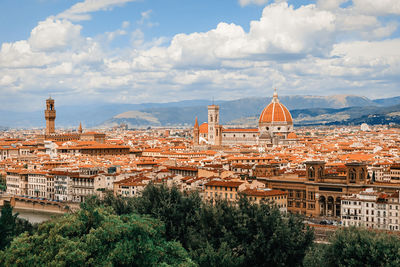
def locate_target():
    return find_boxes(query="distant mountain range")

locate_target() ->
[1,95,400,129]
[99,95,400,128]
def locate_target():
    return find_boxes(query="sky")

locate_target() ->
[1,0,400,111]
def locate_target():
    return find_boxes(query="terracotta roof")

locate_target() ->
[205,180,244,187]
[222,128,258,132]
[199,123,208,134]
[241,188,286,197]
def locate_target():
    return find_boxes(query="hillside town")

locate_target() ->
[1,94,400,231]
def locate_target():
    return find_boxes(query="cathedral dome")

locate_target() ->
[199,123,208,134]
[259,89,292,124]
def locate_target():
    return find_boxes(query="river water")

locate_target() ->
[13,209,63,224]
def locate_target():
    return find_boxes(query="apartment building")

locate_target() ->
[241,188,288,212]
[6,170,28,196]
[341,188,400,230]
[27,171,47,198]
[204,180,247,202]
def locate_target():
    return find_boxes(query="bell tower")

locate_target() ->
[45,97,56,135]
[208,105,220,146]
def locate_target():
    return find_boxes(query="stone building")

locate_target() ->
[257,161,371,217]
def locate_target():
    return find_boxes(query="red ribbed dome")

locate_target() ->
[259,89,293,124]
[259,102,293,123]
[199,123,208,134]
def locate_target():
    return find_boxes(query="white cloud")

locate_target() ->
[29,18,83,52]
[248,3,335,55]
[56,0,138,21]
[122,21,130,29]
[1,0,400,111]
[239,0,270,7]
[166,2,336,67]
[0,74,17,87]
[0,40,53,68]
[131,29,145,47]
[137,9,158,28]
[352,0,400,15]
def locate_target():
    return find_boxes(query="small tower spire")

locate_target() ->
[78,122,83,134]
[272,88,279,103]
[193,117,200,146]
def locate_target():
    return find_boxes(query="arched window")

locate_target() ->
[360,169,365,181]
[318,167,323,178]
[349,168,356,183]
[308,166,315,179]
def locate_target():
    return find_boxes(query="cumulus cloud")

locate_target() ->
[56,0,138,21]
[1,0,400,110]
[165,2,336,68]
[0,41,53,68]
[28,18,83,52]
[352,0,400,15]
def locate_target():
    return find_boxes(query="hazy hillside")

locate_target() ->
[372,96,400,107]
[99,95,389,128]
[1,95,399,128]
[0,100,221,128]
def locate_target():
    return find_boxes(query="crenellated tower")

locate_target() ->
[45,97,56,135]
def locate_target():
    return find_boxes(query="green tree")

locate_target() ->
[0,201,35,250]
[0,203,194,266]
[0,174,6,191]
[0,202,16,250]
[306,227,400,267]
[303,243,328,267]
[134,184,203,249]
[132,184,314,267]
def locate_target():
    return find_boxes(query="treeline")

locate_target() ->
[1,184,400,266]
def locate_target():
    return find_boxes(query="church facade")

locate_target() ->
[193,89,297,148]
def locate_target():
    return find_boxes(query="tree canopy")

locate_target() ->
[115,184,314,267]
[2,184,400,266]
[0,203,194,266]
[304,227,400,267]
[0,202,35,250]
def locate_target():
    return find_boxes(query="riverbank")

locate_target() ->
[13,208,62,224]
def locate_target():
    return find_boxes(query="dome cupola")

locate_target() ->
[259,89,293,124]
